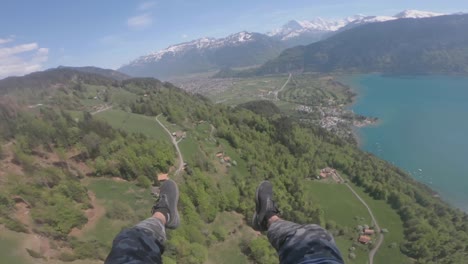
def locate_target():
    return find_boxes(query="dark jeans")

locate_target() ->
[268,220,344,264]
[105,217,166,264]
[105,218,344,264]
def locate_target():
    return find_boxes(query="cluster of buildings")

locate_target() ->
[358,226,375,244]
[216,151,236,167]
[318,167,343,183]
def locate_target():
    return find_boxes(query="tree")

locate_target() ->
[248,237,277,264]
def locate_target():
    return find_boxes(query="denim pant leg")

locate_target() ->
[135,217,167,246]
[267,220,344,264]
[105,218,166,264]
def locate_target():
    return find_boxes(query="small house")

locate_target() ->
[363,228,375,235]
[216,152,224,158]
[358,235,371,244]
[223,156,231,163]
[175,131,186,138]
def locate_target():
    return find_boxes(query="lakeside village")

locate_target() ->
[296,103,377,142]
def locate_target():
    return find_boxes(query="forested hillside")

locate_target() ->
[0,69,467,263]
[254,14,468,75]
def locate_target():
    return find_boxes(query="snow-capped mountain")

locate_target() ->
[395,10,445,19]
[119,32,285,79]
[269,10,445,42]
[119,10,447,79]
[128,32,260,67]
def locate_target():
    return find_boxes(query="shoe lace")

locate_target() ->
[152,194,168,214]
[261,199,280,228]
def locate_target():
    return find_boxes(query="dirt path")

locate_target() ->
[69,191,105,237]
[91,104,113,115]
[345,183,383,264]
[155,115,184,176]
[209,124,216,142]
[273,73,292,101]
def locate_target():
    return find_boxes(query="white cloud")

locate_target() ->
[0,38,49,79]
[181,34,188,39]
[0,37,14,45]
[127,13,153,29]
[138,1,156,11]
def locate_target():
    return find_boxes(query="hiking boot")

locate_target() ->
[252,181,280,231]
[152,179,180,229]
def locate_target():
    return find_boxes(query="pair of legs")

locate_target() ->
[105,180,343,264]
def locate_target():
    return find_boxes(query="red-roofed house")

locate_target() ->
[358,235,371,244]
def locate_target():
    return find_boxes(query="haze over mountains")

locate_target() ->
[119,10,445,79]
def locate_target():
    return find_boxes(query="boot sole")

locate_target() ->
[166,180,180,229]
[252,180,269,231]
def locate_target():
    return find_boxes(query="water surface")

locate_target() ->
[345,74,468,212]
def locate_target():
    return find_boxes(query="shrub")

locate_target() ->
[136,175,152,188]
[106,201,135,221]
[248,237,277,264]
[2,217,29,233]
[26,248,44,259]
[212,226,227,242]
[70,239,108,260]
[58,252,77,262]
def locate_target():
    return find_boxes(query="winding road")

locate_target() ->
[344,183,384,264]
[155,115,184,176]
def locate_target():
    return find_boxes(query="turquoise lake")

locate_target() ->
[345,74,468,212]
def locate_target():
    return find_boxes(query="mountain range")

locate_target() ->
[118,10,445,79]
[119,32,284,80]
[254,13,468,75]
[268,10,443,44]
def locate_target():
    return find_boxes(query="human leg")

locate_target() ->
[252,181,344,264]
[105,179,179,264]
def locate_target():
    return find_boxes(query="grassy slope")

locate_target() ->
[82,178,155,248]
[305,180,409,264]
[94,109,170,142]
[205,212,255,264]
[0,228,31,264]
[305,182,370,264]
[345,181,410,264]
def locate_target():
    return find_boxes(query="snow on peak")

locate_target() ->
[268,18,349,40]
[126,32,258,66]
[395,10,445,19]
[228,31,255,42]
[269,9,446,40]
[347,15,396,26]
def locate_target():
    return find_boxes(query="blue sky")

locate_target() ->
[1,0,467,78]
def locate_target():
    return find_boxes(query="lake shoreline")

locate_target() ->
[339,74,468,213]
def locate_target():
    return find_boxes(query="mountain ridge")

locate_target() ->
[253,14,468,75]
[119,31,285,79]
[119,9,446,79]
